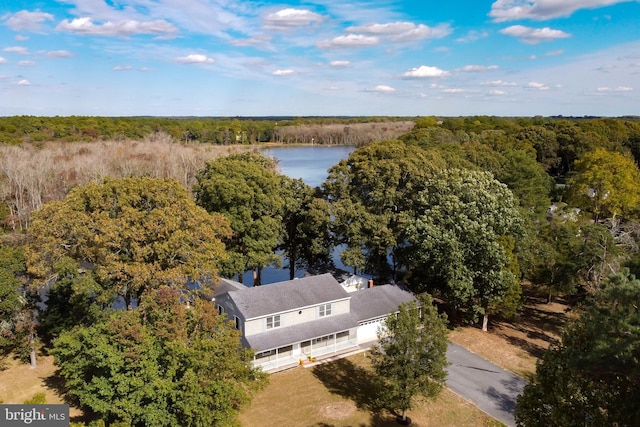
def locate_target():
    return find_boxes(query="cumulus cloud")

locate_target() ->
[46,50,73,58]
[330,60,351,67]
[487,89,508,95]
[18,60,36,66]
[402,65,450,78]
[527,81,550,90]
[347,22,452,42]
[317,34,379,49]
[4,10,54,32]
[263,8,323,30]
[56,17,178,38]
[2,46,29,55]
[174,54,214,64]
[500,25,570,44]
[489,0,633,22]
[458,64,499,72]
[441,88,468,93]
[367,84,396,93]
[113,65,133,71]
[0,56,7,64]
[17,79,30,85]
[273,69,295,76]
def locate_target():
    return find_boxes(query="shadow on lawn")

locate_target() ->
[43,371,96,424]
[312,357,386,413]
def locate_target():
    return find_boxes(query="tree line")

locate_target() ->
[1,115,640,425]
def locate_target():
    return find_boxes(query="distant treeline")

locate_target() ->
[0,115,414,145]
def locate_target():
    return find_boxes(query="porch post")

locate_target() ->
[276,347,279,368]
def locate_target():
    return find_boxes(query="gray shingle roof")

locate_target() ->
[350,285,417,323]
[227,273,349,320]
[213,278,246,298]
[243,313,357,351]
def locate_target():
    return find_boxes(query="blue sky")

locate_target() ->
[1,0,639,116]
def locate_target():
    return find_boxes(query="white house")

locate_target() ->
[213,273,416,372]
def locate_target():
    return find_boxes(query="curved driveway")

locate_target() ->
[446,342,527,427]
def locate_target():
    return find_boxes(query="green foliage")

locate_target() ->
[370,293,449,422]
[0,245,27,357]
[51,286,267,427]
[194,153,284,285]
[515,269,640,426]
[279,177,332,279]
[566,148,640,221]
[27,177,231,314]
[406,169,523,327]
[23,393,46,404]
[322,140,446,280]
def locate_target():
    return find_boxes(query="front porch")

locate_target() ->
[254,331,359,373]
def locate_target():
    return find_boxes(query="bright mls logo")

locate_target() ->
[1,405,69,426]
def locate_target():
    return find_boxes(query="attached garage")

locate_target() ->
[357,317,385,342]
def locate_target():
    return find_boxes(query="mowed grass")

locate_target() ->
[239,352,500,427]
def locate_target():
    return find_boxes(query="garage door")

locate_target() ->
[357,319,383,342]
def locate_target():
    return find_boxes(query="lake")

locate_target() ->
[261,145,355,188]
[236,145,356,285]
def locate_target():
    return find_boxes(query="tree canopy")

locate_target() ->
[194,152,284,285]
[406,168,523,330]
[27,177,231,310]
[51,286,267,427]
[515,269,640,426]
[370,293,449,424]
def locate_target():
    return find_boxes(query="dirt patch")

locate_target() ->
[318,402,357,420]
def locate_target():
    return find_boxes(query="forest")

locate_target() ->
[1,115,640,426]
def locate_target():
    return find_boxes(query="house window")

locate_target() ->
[319,303,332,317]
[234,316,241,330]
[266,315,281,329]
[218,305,224,315]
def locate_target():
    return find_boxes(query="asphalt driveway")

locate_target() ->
[446,342,527,427]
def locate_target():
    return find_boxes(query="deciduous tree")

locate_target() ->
[370,293,448,424]
[27,177,230,309]
[194,153,284,285]
[407,169,523,330]
[51,286,267,427]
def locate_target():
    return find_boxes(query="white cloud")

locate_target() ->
[527,81,550,90]
[15,35,29,41]
[3,10,54,32]
[441,88,468,93]
[481,79,518,86]
[546,49,565,56]
[456,30,489,43]
[17,79,30,85]
[347,22,452,42]
[263,8,323,30]
[367,84,396,93]
[402,65,450,78]
[2,46,29,55]
[174,54,214,64]
[500,25,570,44]
[458,64,499,72]
[489,0,634,22]
[487,89,507,95]
[273,69,295,76]
[113,65,133,71]
[46,50,73,58]
[0,57,7,64]
[330,60,351,67]
[18,60,36,66]
[56,17,178,38]
[317,34,379,49]
[596,86,633,92]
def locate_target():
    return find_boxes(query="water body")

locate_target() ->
[261,145,356,188]
[236,145,356,285]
